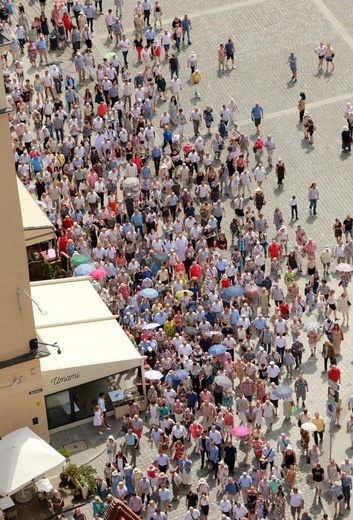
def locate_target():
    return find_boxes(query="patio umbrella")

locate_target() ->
[104,51,118,60]
[231,425,251,437]
[300,422,317,432]
[74,264,92,277]
[0,427,66,496]
[140,288,159,299]
[219,291,231,302]
[214,375,232,387]
[175,290,193,298]
[184,326,200,336]
[171,369,189,380]
[335,263,353,273]
[272,385,293,399]
[90,268,107,279]
[70,253,90,266]
[244,285,262,299]
[142,323,160,330]
[123,177,140,188]
[225,285,245,298]
[303,322,322,332]
[208,344,227,355]
[144,370,164,380]
[153,253,169,263]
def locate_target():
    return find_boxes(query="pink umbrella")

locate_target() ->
[335,263,353,273]
[90,268,107,280]
[244,285,262,299]
[231,425,251,437]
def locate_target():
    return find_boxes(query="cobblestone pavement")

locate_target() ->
[15,0,353,518]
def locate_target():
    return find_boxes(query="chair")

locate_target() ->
[6,508,18,520]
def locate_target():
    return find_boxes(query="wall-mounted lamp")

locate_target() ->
[0,376,24,390]
[17,288,48,316]
[12,376,23,387]
[29,339,61,355]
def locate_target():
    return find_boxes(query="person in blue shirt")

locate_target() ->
[131,209,145,238]
[31,154,42,174]
[162,125,172,151]
[250,102,264,133]
[225,38,236,69]
[181,14,192,45]
[186,389,198,414]
[288,51,297,82]
[209,441,219,478]
[151,144,162,173]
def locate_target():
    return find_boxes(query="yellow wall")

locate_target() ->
[0,360,49,440]
[0,69,49,440]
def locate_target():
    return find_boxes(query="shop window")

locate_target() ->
[45,368,141,430]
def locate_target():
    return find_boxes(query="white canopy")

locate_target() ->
[0,427,65,496]
[30,279,143,395]
[17,178,55,247]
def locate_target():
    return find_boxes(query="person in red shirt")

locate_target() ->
[268,239,281,259]
[189,261,202,280]
[97,101,108,117]
[328,364,341,384]
[279,301,290,319]
[62,215,74,229]
[58,230,68,252]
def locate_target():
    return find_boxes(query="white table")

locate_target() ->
[0,496,15,510]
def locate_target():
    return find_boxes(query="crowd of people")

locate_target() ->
[2,0,353,519]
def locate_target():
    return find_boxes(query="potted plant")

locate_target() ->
[43,261,54,279]
[77,464,97,500]
[53,264,66,278]
[65,462,80,486]
[58,448,71,482]
[58,447,70,461]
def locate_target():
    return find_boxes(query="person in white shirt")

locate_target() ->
[239,170,252,198]
[184,508,200,520]
[341,458,353,476]
[232,502,248,520]
[261,399,275,431]
[315,42,326,71]
[169,77,182,101]
[253,162,266,187]
[289,487,304,517]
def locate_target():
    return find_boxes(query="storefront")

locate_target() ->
[30,278,144,432]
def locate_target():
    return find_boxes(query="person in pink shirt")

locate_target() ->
[199,389,212,403]
[189,420,203,445]
[305,238,317,256]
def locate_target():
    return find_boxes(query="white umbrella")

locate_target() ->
[142,323,160,330]
[214,375,232,388]
[300,422,317,432]
[123,177,139,188]
[144,370,164,380]
[0,427,65,496]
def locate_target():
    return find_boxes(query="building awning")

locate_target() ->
[30,279,142,395]
[17,177,55,247]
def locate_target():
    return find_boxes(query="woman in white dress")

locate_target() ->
[148,402,160,428]
[93,405,103,434]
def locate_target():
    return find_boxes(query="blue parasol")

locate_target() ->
[171,369,189,380]
[272,385,293,399]
[208,344,227,355]
[224,286,245,298]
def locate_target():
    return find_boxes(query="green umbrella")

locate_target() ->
[70,254,90,266]
[104,51,118,60]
